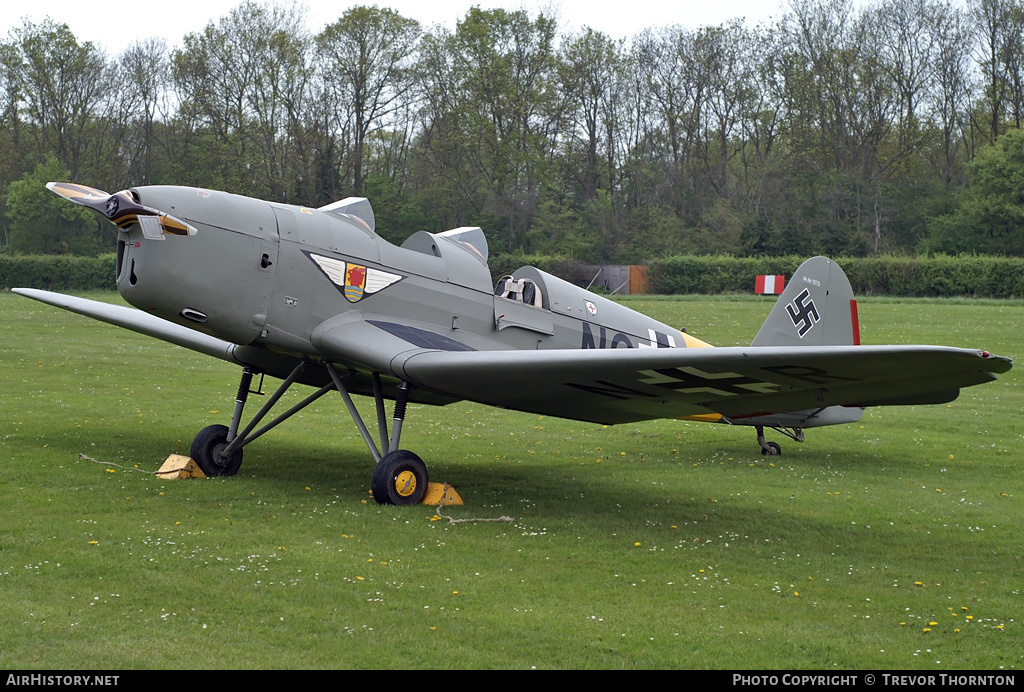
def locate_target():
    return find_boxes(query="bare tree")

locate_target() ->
[13,19,107,180]
[316,6,421,196]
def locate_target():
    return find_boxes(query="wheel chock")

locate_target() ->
[421,482,462,506]
[156,454,207,479]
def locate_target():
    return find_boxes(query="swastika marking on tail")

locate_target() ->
[786,289,820,337]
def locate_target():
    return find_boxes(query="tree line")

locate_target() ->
[3,0,1024,261]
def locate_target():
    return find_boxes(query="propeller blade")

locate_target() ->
[46,182,112,212]
[46,181,197,237]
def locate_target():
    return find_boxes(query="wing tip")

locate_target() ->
[979,351,1013,374]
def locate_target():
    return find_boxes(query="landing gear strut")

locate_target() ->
[756,426,781,456]
[189,361,426,505]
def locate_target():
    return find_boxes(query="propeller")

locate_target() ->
[46,182,197,236]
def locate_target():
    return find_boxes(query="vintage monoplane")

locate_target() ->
[14,182,1013,504]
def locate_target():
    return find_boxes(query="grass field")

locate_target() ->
[0,290,1020,669]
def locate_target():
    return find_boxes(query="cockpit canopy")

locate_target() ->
[319,197,376,234]
[435,227,488,262]
[320,196,489,265]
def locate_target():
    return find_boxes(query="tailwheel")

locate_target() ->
[755,425,782,457]
[191,424,244,476]
[372,450,428,505]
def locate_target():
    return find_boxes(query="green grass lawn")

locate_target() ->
[0,290,1020,669]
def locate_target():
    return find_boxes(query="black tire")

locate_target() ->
[372,450,428,505]
[190,424,243,476]
[761,441,782,457]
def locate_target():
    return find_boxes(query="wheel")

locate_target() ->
[190,424,243,476]
[761,441,782,456]
[372,450,428,505]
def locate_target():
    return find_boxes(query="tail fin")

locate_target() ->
[751,256,860,347]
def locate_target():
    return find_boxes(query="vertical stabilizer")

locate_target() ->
[751,257,860,347]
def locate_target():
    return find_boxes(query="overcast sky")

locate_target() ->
[0,0,790,55]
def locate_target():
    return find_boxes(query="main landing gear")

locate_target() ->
[754,425,805,456]
[189,362,427,505]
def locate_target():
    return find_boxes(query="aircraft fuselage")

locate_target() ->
[117,186,708,397]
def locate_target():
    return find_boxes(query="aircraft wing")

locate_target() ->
[389,345,1012,425]
[12,288,239,362]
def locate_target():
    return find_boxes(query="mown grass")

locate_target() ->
[0,290,1020,669]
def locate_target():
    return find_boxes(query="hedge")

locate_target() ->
[0,254,117,291]
[4,252,1023,298]
[836,255,1024,298]
[647,255,1024,299]
[493,253,1024,298]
